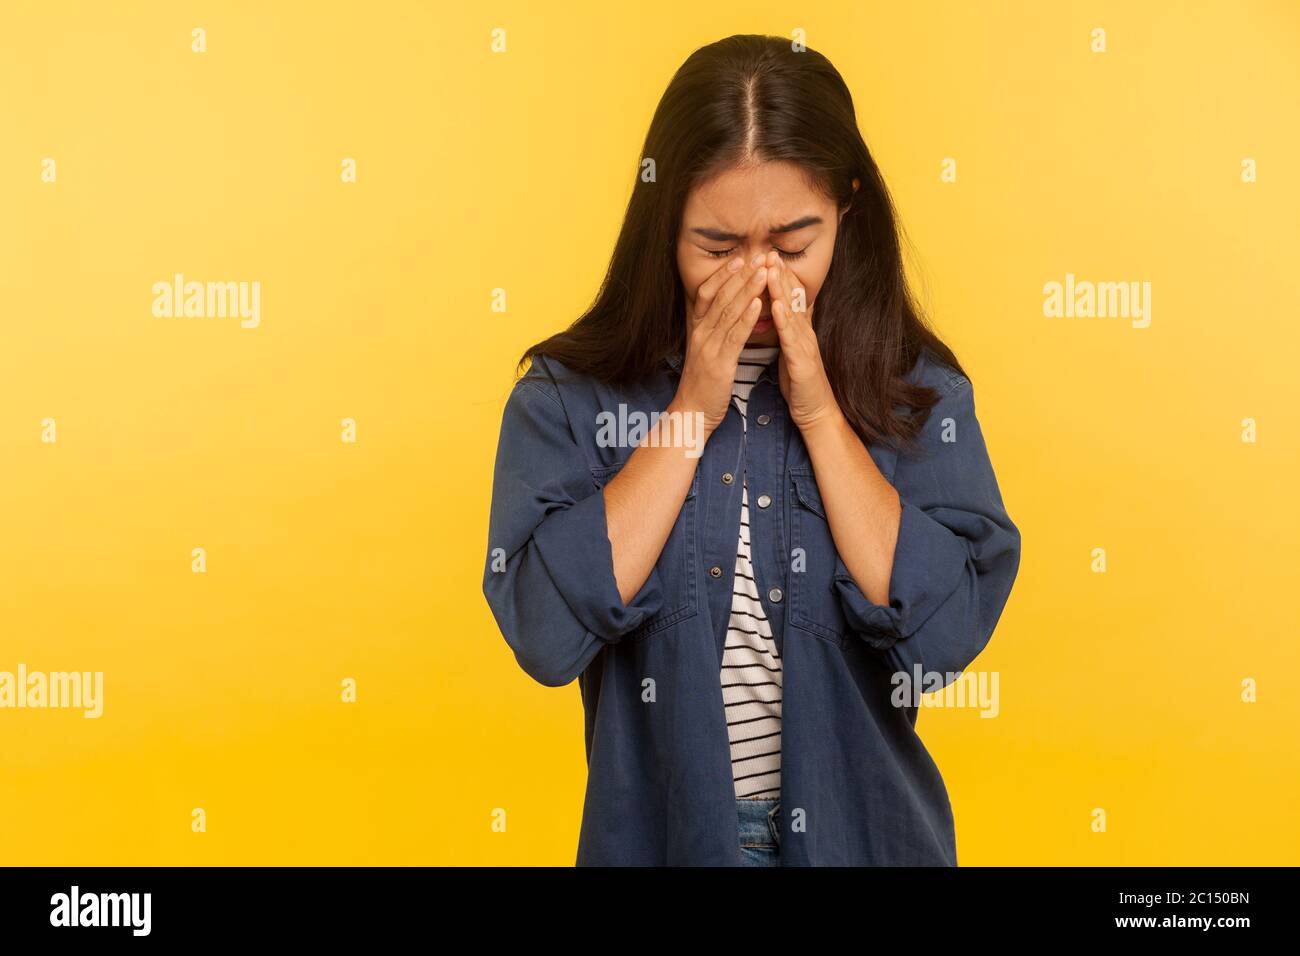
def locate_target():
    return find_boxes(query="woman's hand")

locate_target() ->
[672,252,769,435]
[599,253,765,605]
[766,250,842,432]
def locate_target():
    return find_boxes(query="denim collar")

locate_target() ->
[664,351,779,385]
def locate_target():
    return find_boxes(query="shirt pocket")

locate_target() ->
[787,470,850,648]
[590,461,701,641]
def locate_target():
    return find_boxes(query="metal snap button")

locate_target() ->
[768,587,784,603]
[756,494,772,509]
[757,414,771,426]
[709,566,723,578]
[721,472,734,485]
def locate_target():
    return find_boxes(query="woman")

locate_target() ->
[483,35,1021,866]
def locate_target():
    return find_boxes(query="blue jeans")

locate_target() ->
[736,797,781,867]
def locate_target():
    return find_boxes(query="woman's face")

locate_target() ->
[676,160,850,347]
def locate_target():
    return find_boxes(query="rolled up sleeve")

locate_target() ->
[482,375,664,687]
[834,376,1021,680]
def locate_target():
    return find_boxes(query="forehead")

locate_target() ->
[682,161,832,229]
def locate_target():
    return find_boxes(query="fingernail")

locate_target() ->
[751,253,764,267]
[755,267,767,281]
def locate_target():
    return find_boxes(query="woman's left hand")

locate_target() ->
[765,250,842,431]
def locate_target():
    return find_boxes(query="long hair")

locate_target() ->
[519,34,965,452]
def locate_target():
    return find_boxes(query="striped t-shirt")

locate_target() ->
[723,345,783,799]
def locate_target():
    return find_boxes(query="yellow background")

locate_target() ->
[2,0,1297,865]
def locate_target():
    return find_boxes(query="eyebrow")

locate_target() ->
[689,215,824,242]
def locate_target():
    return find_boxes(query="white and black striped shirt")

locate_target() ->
[723,346,783,799]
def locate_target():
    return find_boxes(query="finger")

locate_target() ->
[769,262,810,353]
[699,258,755,330]
[700,264,752,332]
[707,259,768,335]
[767,260,794,334]
[692,255,745,321]
[766,259,787,311]
[771,298,797,347]
[723,295,764,350]
[784,263,809,321]
[775,261,809,335]
[774,258,796,312]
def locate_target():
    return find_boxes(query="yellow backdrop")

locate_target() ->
[2,0,1297,865]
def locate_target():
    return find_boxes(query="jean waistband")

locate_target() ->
[736,797,781,847]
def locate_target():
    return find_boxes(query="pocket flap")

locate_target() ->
[789,471,826,518]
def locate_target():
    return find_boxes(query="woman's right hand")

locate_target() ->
[671,252,769,435]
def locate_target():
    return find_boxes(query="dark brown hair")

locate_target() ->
[519,34,965,453]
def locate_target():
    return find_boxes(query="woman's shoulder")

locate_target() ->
[514,352,592,402]
[509,351,646,423]
[904,345,971,398]
[518,352,614,389]
[890,347,979,465]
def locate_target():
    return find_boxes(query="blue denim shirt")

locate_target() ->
[483,347,1021,865]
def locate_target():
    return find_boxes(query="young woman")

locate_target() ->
[483,35,1021,866]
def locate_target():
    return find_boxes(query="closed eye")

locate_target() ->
[704,246,808,261]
